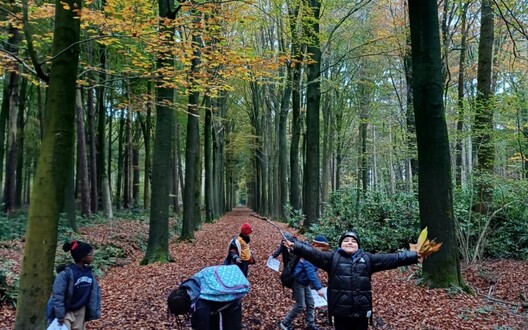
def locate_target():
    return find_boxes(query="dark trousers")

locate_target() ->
[334,316,368,330]
[191,299,242,330]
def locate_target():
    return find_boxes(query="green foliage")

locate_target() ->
[454,178,528,261]
[310,190,420,252]
[0,261,17,307]
[0,212,27,241]
[284,204,304,229]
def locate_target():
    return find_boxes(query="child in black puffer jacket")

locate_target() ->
[284,231,421,330]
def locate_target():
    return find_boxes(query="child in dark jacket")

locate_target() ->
[50,240,101,330]
[279,235,329,330]
[284,231,421,330]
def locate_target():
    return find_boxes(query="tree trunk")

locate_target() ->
[455,1,469,187]
[96,43,106,210]
[204,99,214,222]
[75,89,91,216]
[115,108,125,209]
[181,30,202,240]
[141,0,176,263]
[288,5,302,212]
[0,75,10,194]
[132,121,140,208]
[87,87,98,213]
[3,67,20,216]
[15,77,27,208]
[474,0,495,213]
[123,98,132,209]
[302,0,321,230]
[408,0,464,288]
[172,118,179,213]
[14,0,81,327]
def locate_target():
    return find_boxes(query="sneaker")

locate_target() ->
[279,321,291,330]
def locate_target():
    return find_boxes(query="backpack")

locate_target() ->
[168,265,249,317]
[279,252,300,289]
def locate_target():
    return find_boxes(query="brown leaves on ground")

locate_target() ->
[1,207,527,329]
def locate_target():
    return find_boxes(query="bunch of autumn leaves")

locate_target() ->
[410,227,443,258]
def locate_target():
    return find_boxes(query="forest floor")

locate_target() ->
[1,207,527,330]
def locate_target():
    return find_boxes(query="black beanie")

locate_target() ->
[63,240,93,262]
[338,231,361,248]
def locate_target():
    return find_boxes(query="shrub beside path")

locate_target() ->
[1,206,527,329]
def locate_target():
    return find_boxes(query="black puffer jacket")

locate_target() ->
[292,242,418,318]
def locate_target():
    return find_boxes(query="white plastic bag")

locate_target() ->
[47,318,67,330]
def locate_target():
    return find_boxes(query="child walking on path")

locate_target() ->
[284,231,422,330]
[50,240,101,330]
[279,235,329,330]
[224,222,256,277]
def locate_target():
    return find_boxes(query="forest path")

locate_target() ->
[89,206,300,329]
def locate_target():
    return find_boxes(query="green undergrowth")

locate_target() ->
[0,209,161,307]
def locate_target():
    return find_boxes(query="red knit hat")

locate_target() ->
[240,223,253,235]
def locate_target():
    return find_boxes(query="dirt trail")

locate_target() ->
[89,206,299,329]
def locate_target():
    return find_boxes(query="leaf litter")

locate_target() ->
[0,207,526,329]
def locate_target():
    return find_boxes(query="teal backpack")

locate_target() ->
[194,265,250,302]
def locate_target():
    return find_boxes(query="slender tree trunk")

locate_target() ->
[141,97,152,210]
[115,109,125,209]
[75,89,91,216]
[87,87,98,213]
[96,43,106,209]
[302,0,321,230]
[455,1,469,187]
[123,100,132,209]
[204,99,214,222]
[181,30,202,240]
[132,121,140,208]
[0,75,10,194]
[14,0,81,327]
[172,118,179,213]
[15,78,27,208]
[289,6,302,212]
[4,67,20,216]
[474,0,495,213]
[408,0,463,288]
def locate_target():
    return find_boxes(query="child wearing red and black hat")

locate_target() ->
[224,222,256,277]
[49,240,101,329]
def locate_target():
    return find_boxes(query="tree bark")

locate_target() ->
[474,0,495,213]
[75,89,91,216]
[407,0,464,288]
[14,0,81,327]
[181,30,202,240]
[141,0,176,264]
[302,0,321,230]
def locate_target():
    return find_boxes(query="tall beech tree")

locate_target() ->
[474,0,495,212]
[302,0,322,230]
[14,0,82,327]
[142,0,176,264]
[407,0,464,287]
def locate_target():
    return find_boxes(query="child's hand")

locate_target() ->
[283,240,294,250]
[316,288,326,298]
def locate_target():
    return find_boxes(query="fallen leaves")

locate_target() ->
[0,208,527,329]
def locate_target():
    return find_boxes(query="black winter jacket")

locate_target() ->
[292,242,418,318]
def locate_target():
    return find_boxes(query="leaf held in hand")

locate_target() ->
[417,227,428,250]
[412,227,442,258]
